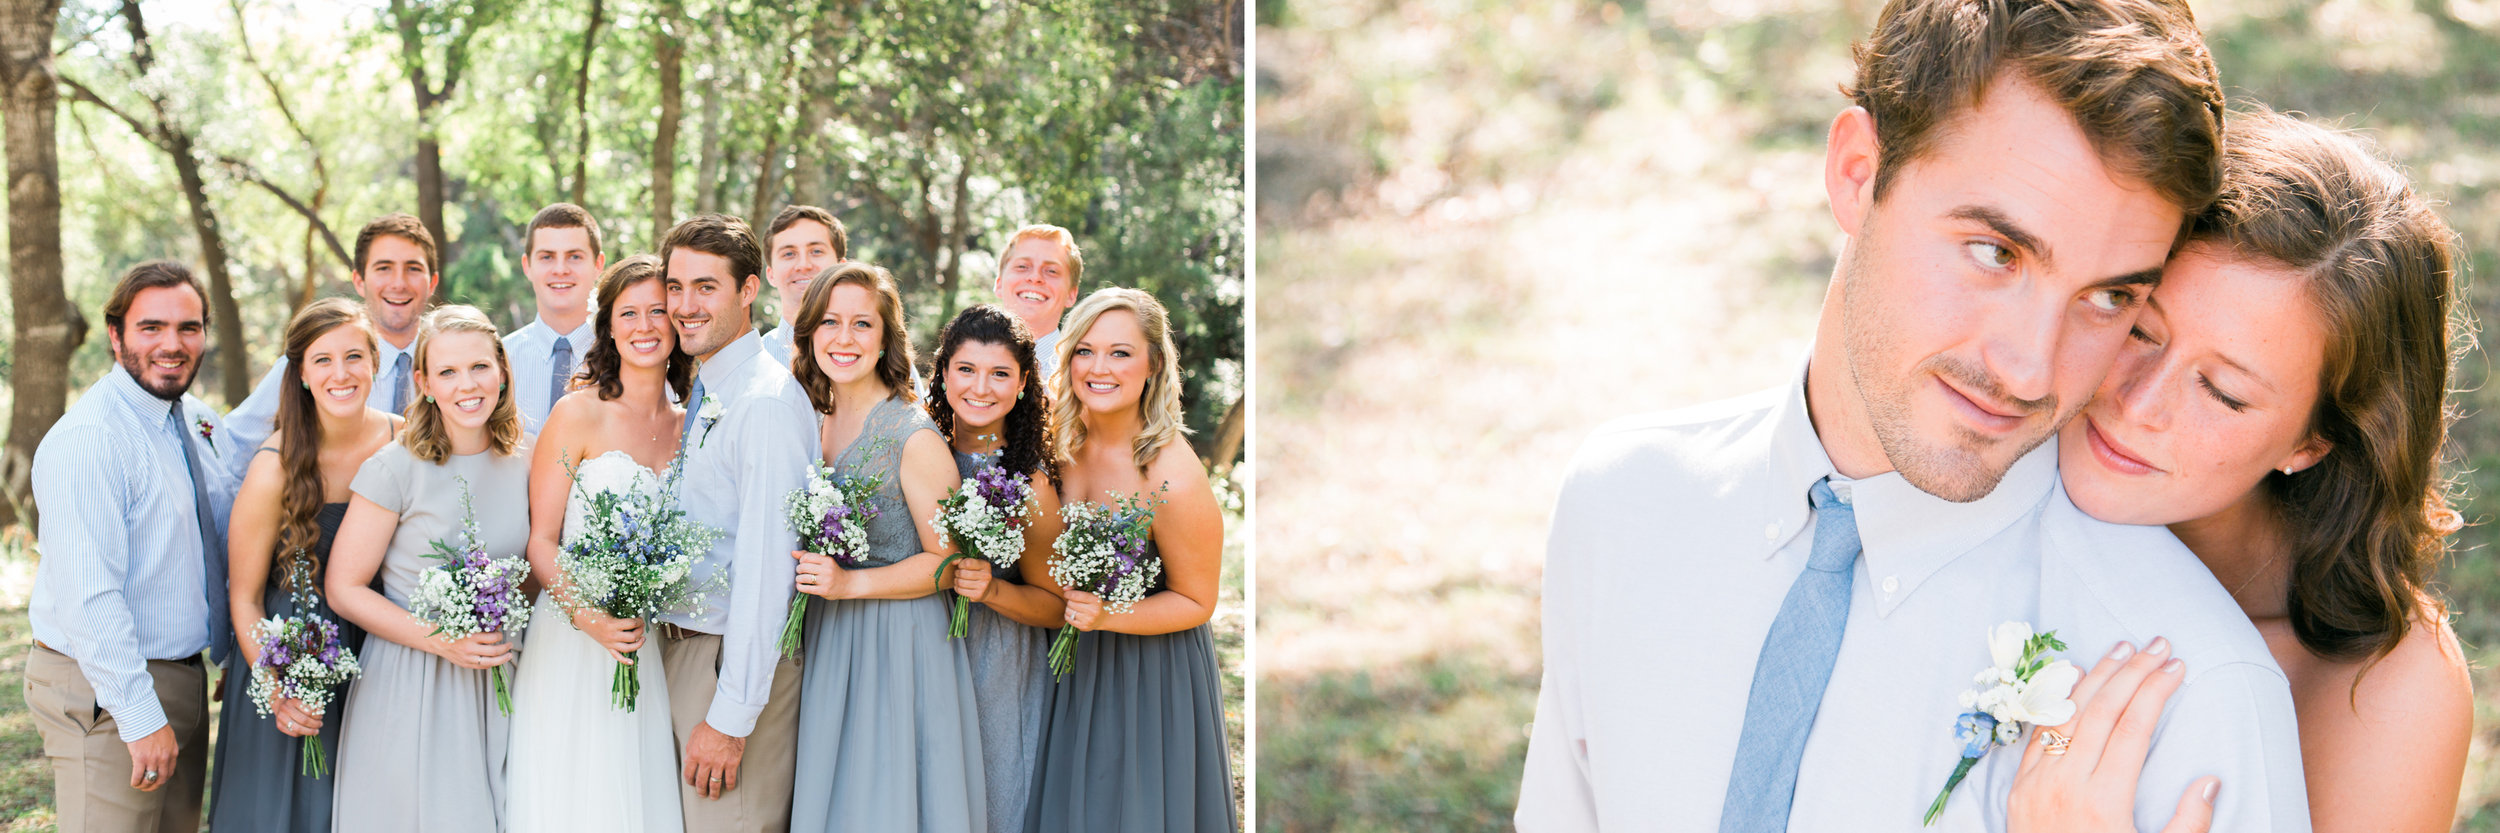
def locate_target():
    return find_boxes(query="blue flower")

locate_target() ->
[1953,711,1998,759]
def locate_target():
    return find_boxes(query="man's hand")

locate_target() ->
[681,720,748,800]
[572,609,647,664]
[127,725,177,791]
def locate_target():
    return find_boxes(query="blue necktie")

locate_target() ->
[679,377,707,451]
[1719,479,1860,833]
[549,338,575,411]
[166,408,233,666]
[390,351,413,416]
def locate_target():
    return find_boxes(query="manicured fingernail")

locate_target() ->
[2147,637,2170,656]
[2202,779,2220,803]
[2108,641,2135,661]
[2163,658,2183,674]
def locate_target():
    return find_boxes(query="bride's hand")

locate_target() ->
[571,608,647,663]
[2008,638,2217,833]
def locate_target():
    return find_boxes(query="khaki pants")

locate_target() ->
[24,645,208,833]
[662,629,802,833]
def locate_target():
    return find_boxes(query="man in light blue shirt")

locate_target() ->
[992,224,1082,381]
[653,214,816,832]
[1517,1,2308,830]
[221,214,437,479]
[28,261,242,833]
[504,203,605,436]
[758,205,847,368]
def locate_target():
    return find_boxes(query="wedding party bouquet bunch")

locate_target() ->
[1924,621,2081,825]
[409,478,534,715]
[930,459,1036,638]
[1045,492,1162,679]
[557,456,722,711]
[780,463,883,658]
[246,561,361,778]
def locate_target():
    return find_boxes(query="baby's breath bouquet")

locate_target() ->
[408,477,534,715]
[780,462,882,658]
[1045,491,1162,680]
[557,453,723,711]
[246,560,361,778]
[930,459,1036,638]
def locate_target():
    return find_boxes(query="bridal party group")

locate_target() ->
[23,203,1237,833]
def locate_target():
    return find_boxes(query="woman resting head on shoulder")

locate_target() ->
[2018,107,2472,833]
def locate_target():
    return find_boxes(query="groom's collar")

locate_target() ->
[695,328,764,392]
[1768,354,2057,619]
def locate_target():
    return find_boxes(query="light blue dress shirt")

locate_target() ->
[760,323,796,370]
[30,364,240,742]
[503,315,596,437]
[662,329,821,737]
[1516,360,2309,832]
[222,334,417,481]
[1033,327,1062,385]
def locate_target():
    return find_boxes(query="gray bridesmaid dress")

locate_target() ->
[951,449,1051,833]
[790,398,988,832]
[209,502,363,832]
[1022,537,1238,832]
[330,443,530,833]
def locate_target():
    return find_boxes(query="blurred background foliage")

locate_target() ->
[0,0,1243,457]
[1256,0,2500,830]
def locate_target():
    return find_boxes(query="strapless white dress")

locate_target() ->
[505,450,684,832]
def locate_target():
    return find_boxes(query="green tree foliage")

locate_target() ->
[29,0,1244,459]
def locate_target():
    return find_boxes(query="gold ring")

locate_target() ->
[2037,728,2072,756]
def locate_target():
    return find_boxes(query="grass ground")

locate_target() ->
[1254,0,2500,829]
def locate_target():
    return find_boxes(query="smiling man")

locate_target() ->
[221,214,437,479]
[1517,0,2307,830]
[993,224,1083,379]
[28,261,240,833]
[759,205,849,367]
[504,203,607,435]
[653,214,816,833]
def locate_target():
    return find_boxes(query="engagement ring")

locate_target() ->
[2037,728,2072,756]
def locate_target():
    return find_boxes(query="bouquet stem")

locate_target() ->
[491,666,513,716]
[778,594,810,659]
[300,736,327,779]
[613,648,640,712]
[1923,755,1980,826]
[1049,625,1082,680]
[949,592,973,639]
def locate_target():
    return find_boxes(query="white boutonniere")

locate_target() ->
[194,415,217,454]
[1923,621,2080,825]
[695,395,725,447]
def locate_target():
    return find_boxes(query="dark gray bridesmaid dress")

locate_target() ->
[208,501,365,832]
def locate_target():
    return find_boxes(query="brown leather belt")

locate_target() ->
[32,640,204,667]
[653,623,709,642]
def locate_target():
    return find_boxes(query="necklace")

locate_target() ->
[2230,549,2284,604]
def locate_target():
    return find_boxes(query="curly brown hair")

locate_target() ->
[926,305,1059,487]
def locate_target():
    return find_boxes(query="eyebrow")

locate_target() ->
[1946,206,2053,270]
[2209,351,2276,393]
[132,317,204,329]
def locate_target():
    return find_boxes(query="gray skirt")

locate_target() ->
[790,594,987,832]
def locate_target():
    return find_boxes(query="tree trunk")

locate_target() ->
[415,131,446,261]
[692,3,726,216]
[650,0,681,246]
[933,155,972,329]
[747,27,801,226]
[1208,398,1245,475]
[0,0,67,531]
[166,131,249,405]
[568,0,602,207]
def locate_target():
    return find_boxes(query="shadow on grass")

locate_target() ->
[0,609,53,830]
[1257,657,1537,833]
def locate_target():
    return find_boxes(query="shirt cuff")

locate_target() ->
[110,696,170,744]
[703,698,762,738]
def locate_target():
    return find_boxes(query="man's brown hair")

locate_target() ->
[660,214,765,292]
[103,260,207,334]
[525,203,605,260]
[768,205,849,261]
[1842,0,2226,214]
[353,213,439,275]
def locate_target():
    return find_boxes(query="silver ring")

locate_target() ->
[284,719,295,732]
[143,769,158,781]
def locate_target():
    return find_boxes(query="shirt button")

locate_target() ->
[1764,523,1780,541]
[1882,576,1900,594]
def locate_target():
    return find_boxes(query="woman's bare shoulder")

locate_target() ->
[2298,602,2471,832]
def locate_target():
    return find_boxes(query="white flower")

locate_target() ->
[1997,659,2081,726]
[1987,621,2034,674]
[699,396,724,421]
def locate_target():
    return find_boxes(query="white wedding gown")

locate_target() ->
[506,451,684,832]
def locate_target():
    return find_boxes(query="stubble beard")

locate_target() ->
[1839,242,2057,504]
[120,348,197,402]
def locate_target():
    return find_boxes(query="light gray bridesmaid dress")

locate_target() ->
[951,448,1052,833]
[789,397,987,832]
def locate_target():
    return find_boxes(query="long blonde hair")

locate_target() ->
[1051,288,1188,472]
[399,305,522,463]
